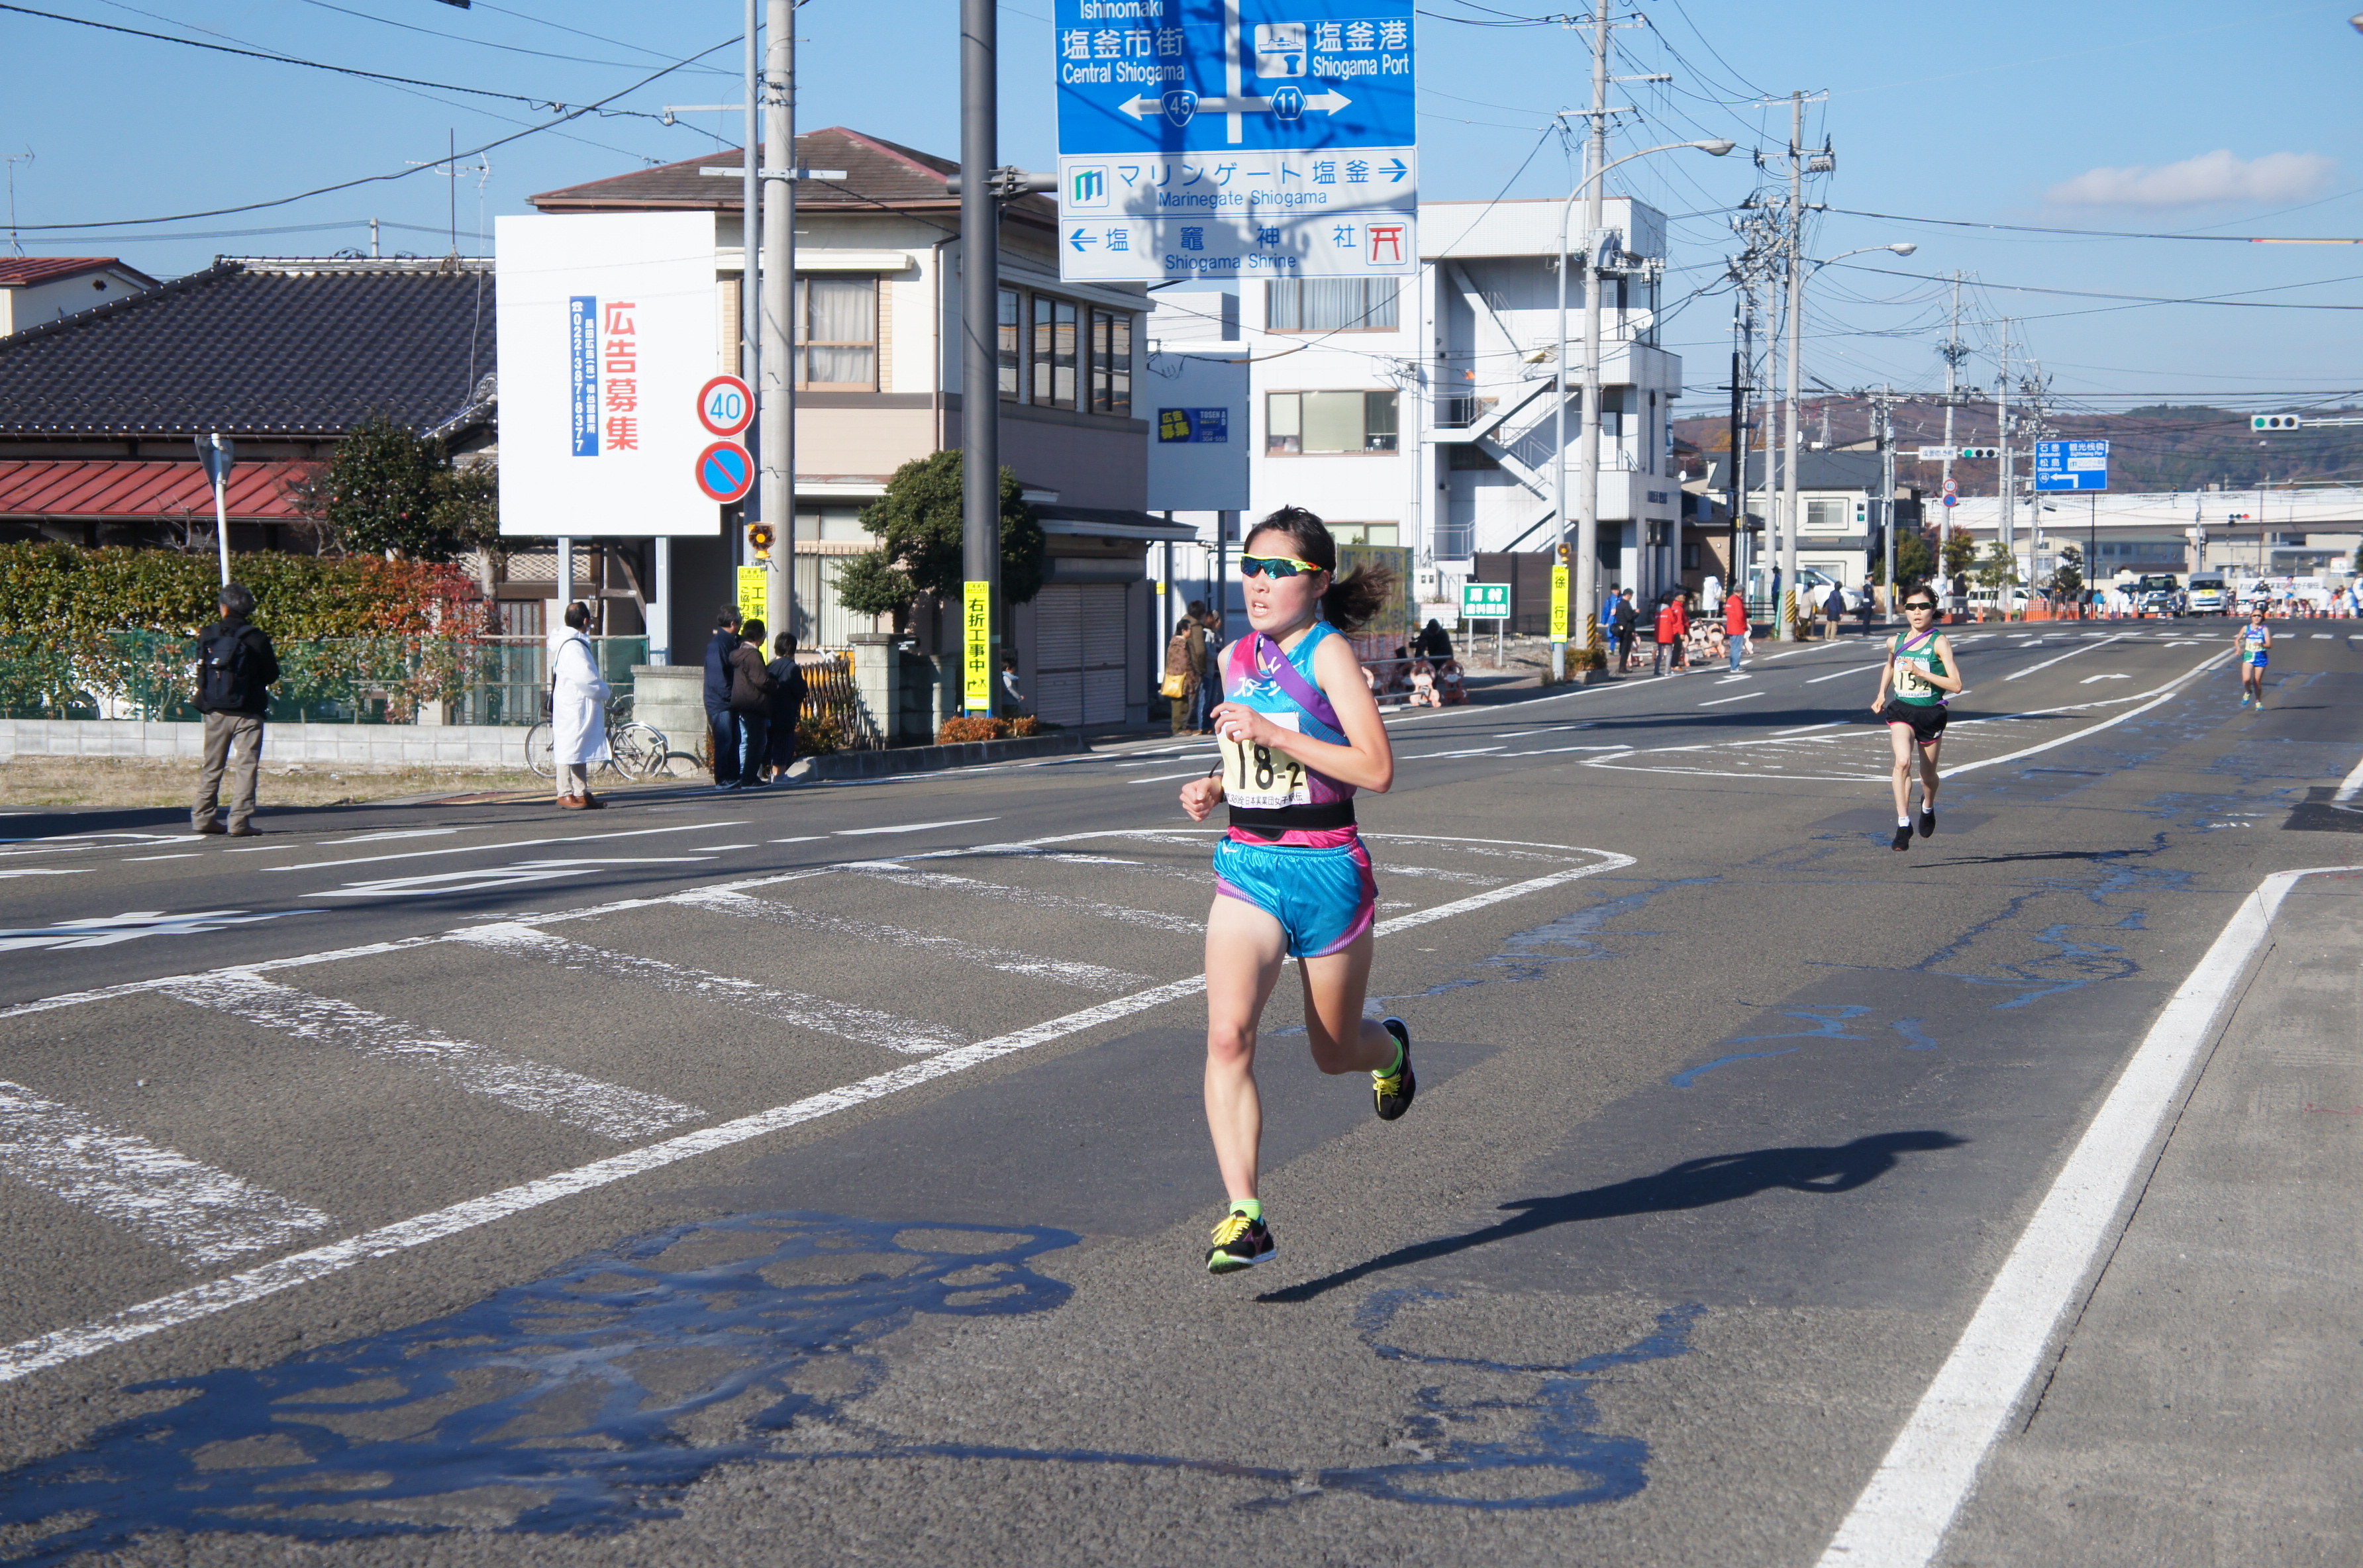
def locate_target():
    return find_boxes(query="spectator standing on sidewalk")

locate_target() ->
[1824,583,1848,640]
[1613,589,1640,672]
[1652,595,1684,676]
[548,600,611,810]
[1858,579,1879,634]
[703,606,742,791]
[728,617,778,789]
[1165,607,1205,736]
[189,581,279,837]
[1724,585,1750,671]
[1193,606,1223,732]
[765,632,806,783]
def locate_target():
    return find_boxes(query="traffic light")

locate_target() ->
[745,522,776,560]
[1556,542,1570,564]
[1956,446,1998,459]
[2252,415,2301,432]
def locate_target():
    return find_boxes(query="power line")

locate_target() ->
[1824,205,2363,246]
[282,0,728,74]
[18,34,738,230]
[1835,260,2363,313]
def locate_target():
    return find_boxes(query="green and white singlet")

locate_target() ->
[1889,628,1948,706]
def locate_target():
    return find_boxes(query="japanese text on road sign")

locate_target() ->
[964,581,993,714]
[1462,582,1509,620]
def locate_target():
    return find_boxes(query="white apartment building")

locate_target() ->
[1149,195,1684,626]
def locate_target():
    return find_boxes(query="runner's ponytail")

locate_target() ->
[1244,505,1401,634]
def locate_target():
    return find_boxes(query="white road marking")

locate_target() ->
[159,974,700,1140]
[673,887,1154,993]
[1942,654,2231,779]
[302,857,713,899]
[687,844,758,851]
[1773,721,1849,736]
[1815,864,2358,1568]
[0,843,1633,1387]
[121,854,201,862]
[2330,753,2363,811]
[450,923,967,1054]
[2001,634,2127,683]
[269,822,746,873]
[2078,673,2130,684]
[1127,770,1219,785]
[321,829,461,846]
[841,863,1204,935]
[0,869,91,879]
[769,836,825,844]
[2313,632,2333,638]
[1405,746,1509,759]
[1806,665,1879,685]
[1374,863,1506,885]
[0,909,319,954]
[1699,691,1768,707]
[833,818,997,836]
[0,1080,332,1267]
[1501,743,1634,756]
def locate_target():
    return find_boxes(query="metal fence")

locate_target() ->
[0,634,646,726]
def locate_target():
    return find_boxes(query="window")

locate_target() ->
[1032,295,1078,408]
[1265,277,1399,332]
[794,276,876,389]
[1682,542,1702,570]
[1088,309,1131,416]
[1801,498,1851,535]
[998,287,1022,401]
[1328,523,1401,546]
[1266,391,1398,454]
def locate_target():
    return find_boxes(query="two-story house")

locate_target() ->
[527,127,1191,727]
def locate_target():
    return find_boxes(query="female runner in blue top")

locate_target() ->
[2234,608,2272,709]
[1178,507,1407,1274]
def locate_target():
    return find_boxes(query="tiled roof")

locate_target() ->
[0,459,313,521]
[0,257,156,289]
[0,257,495,437]
[530,126,1056,227]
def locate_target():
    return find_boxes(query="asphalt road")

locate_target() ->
[0,618,2356,1566]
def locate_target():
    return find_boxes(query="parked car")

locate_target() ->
[2186,573,2229,615]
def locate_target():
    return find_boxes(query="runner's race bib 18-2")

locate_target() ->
[1219,710,1311,809]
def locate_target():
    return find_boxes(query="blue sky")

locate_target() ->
[7,0,2358,416]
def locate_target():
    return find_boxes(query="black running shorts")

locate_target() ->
[1880,700,1949,742]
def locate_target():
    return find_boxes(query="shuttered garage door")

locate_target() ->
[1033,583,1129,726]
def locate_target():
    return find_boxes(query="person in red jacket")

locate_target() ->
[1723,588,1750,671]
[1652,597,1684,676]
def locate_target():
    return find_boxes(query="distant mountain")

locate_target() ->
[1672,398,2363,495]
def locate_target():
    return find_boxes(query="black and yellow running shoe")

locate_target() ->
[1205,1209,1276,1274]
[1373,1017,1416,1121]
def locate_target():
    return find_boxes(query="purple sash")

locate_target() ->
[1226,632,1344,734]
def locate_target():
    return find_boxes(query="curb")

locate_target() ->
[786,733,1087,781]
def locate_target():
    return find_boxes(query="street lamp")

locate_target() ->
[1774,240,1917,640]
[1552,137,1733,681]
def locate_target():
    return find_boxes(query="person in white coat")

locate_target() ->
[548,600,611,809]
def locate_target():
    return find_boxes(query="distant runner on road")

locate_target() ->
[1178,506,1411,1275]
[1872,586,1965,853]
[2235,609,2272,709]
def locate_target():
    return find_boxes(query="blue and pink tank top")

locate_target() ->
[1218,620,1358,845]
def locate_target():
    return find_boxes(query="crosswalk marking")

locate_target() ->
[840,863,1205,935]
[160,975,701,1140]
[0,1079,332,1267]
[672,888,1154,995]
[452,924,968,1055]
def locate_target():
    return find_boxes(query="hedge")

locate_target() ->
[0,544,488,720]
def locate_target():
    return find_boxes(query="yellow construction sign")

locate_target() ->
[964,581,992,713]
[1548,565,1570,642]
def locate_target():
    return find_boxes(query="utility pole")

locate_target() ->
[1874,383,1897,619]
[1994,318,2012,597]
[1726,291,1747,599]
[960,0,1000,714]
[1937,272,1966,609]
[1568,0,1612,672]
[760,0,795,643]
[1778,89,1805,642]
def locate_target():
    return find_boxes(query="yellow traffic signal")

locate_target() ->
[746,522,776,560]
[1556,542,1570,564]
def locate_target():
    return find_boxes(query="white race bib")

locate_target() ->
[1893,658,1933,698]
[1219,710,1310,809]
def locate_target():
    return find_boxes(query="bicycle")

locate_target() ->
[526,694,670,783]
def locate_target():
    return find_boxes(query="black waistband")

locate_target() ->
[1226,800,1358,839]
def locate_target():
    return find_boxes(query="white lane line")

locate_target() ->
[1815,863,2359,1568]
[270,822,748,873]
[687,844,758,852]
[1806,665,1880,685]
[2312,632,2332,638]
[2330,753,2363,810]
[159,975,699,1140]
[833,818,997,836]
[1773,721,1849,736]
[1127,770,1218,785]
[322,829,461,846]
[1501,743,1634,756]
[770,836,825,844]
[0,1080,332,1267]
[2078,673,2130,683]
[674,887,1154,994]
[0,845,1635,1387]
[1699,691,1768,707]
[123,854,201,862]
[0,869,91,879]
[450,924,966,1054]
[301,856,714,900]
[1373,863,1507,886]
[1405,746,1508,760]
[842,863,1205,935]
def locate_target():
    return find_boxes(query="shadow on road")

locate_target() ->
[1258,1129,1967,1305]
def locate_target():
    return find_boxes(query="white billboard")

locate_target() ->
[496,213,723,538]
[1145,352,1250,512]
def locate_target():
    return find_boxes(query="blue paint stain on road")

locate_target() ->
[1890,1017,1939,1050]
[1244,1293,1707,1511]
[1670,1048,1801,1088]
[0,1214,1076,1563]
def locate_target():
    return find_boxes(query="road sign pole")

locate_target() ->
[962,0,999,717]
[202,433,233,587]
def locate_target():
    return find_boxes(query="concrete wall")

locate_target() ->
[0,719,529,767]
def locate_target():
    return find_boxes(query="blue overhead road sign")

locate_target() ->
[1054,0,1416,281]
[2034,439,2109,493]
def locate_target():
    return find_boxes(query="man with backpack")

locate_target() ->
[190,581,279,836]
